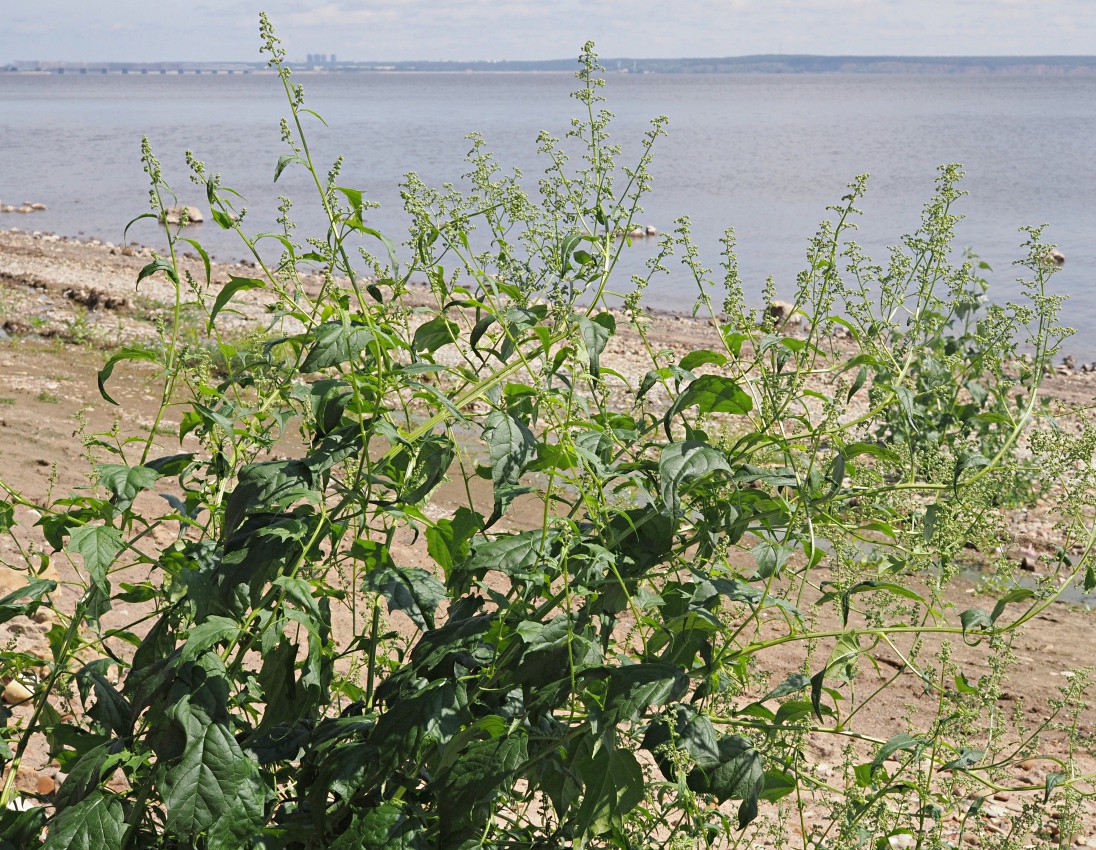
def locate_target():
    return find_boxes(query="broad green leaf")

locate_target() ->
[595,662,689,728]
[847,365,868,402]
[182,616,240,661]
[990,587,1035,624]
[679,349,728,371]
[469,312,498,354]
[923,503,938,544]
[274,153,307,182]
[0,500,13,533]
[412,315,459,353]
[361,561,446,631]
[466,530,557,583]
[136,256,179,287]
[560,232,585,270]
[574,312,615,378]
[426,507,481,572]
[158,700,265,849]
[178,236,212,285]
[871,734,923,772]
[719,327,748,357]
[403,379,471,427]
[368,681,467,784]
[959,607,993,637]
[301,322,378,371]
[210,208,235,229]
[705,577,762,607]
[1,806,47,847]
[145,453,195,477]
[304,425,367,476]
[42,791,124,850]
[686,735,765,828]
[483,410,536,490]
[208,276,264,331]
[331,802,422,850]
[0,577,56,626]
[941,748,984,772]
[843,441,901,466]
[572,736,645,838]
[761,672,810,702]
[759,769,797,802]
[75,663,132,737]
[334,185,364,216]
[436,734,528,828]
[68,525,123,577]
[659,441,731,513]
[671,374,752,419]
[396,434,455,504]
[893,385,915,422]
[96,464,161,512]
[954,451,990,491]
[642,704,720,777]
[1044,771,1066,803]
[97,346,160,405]
[773,699,816,725]
[826,580,924,626]
[223,460,313,537]
[751,540,792,579]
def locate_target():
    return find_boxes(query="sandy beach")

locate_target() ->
[3,225,1096,843]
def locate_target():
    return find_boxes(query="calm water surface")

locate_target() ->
[1,72,1094,346]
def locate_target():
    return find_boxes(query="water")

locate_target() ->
[2,71,1095,348]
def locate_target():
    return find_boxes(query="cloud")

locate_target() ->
[2,0,1096,62]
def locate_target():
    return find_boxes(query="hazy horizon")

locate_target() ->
[3,1,1094,64]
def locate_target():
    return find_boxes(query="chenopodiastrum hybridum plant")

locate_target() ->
[1,16,1094,850]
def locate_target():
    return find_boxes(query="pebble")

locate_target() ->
[12,767,39,793]
[2,679,34,705]
[35,774,56,796]
[0,567,31,595]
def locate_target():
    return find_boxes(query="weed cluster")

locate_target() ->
[0,18,1091,850]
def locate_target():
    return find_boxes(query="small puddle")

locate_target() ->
[959,563,1096,610]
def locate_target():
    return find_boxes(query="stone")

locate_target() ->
[2,679,34,705]
[0,565,39,595]
[767,299,801,325]
[35,774,56,795]
[161,205,204,225]
[13,767,39,793]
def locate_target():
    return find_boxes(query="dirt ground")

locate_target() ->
[3,227,1096,845]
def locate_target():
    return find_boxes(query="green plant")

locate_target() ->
[0,18,1091,850]
[856,242,1047,507]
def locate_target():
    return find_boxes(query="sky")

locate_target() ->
[2,0,1094,63]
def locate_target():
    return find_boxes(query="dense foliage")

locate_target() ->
[1,17,1091,850]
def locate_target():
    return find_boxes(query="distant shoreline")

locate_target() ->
[5,55,1096,76]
